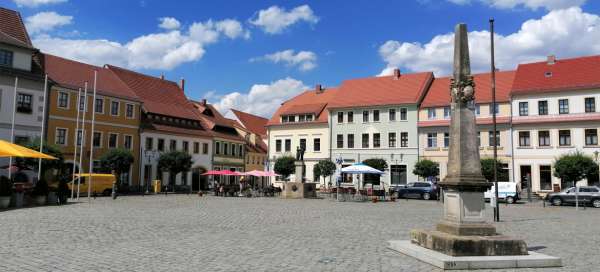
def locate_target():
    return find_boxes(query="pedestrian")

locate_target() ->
[219,184,224,197]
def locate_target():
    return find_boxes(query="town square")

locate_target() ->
[2,0,600,271]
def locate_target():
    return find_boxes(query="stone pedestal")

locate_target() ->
[281,182,317,199]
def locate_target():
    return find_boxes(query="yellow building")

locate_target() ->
[418,71,516,182]
[231,109,268,187]
[44,54,142,185]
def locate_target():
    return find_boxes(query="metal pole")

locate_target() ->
[77,84,88,200]
[8,77,18,180]
[37,74,48,182]
[490,18,500,222]
[71,88,82,199]
[88,71,98,204]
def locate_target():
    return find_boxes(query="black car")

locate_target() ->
[394,182,438,200]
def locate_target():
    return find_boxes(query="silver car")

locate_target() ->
[546,186,600,208]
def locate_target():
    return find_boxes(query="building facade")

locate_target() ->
[267,85,338,188]
[231,109,268,187]
[418,71,515,182]
[0,8,45,155]
[45,54,142,185]
[108,66,213,191]
[511,55,600,195]
[329,70,433,187]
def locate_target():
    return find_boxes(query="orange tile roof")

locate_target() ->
[421,71,515,107]
[231,109,268,137]
[328,72,433,109]
[0,7,32,49]
[148,123,212,138]
[107,65,200,120]
[44,54,140,101]
[512,55,600,95]
[267,87,339,126]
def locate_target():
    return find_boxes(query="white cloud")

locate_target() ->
[378,7,600,76]
[447,0,586,10]
[33,17,248,70]
[213,77,308,118]
[12,0,67,8]
[251,49,317,71]
[158,17,181,30]
[250,4,318,34]
[25,11,72,34]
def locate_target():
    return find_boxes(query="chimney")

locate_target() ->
[547,55,556,65]
[393,68,401,79]
[179,78,185,91]
[202,99,207,105]
[160,74,165,80]
[315,84,323,93]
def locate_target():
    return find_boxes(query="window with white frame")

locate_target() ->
[55,128,67,145]
[427,133,437,148]
[443,106,451,119]
[95,98,104,113]
[519,102,528,116]
[538,131,550,146]
[559,130,571,146]
[58,92,69,108]
[108,133,118,148]
[585,129,598,146]
[427,108,436,119]
[124,135,133,149]
[337,112,344,123]
[558,99,569,114]
[519,131,530,147]
[400,132,408,147]
[389,109,396,121]
[389,132,396,147]
[400,108,407,120]
[373,110,380,122]
[362,111,369,122]
[347,111,353,123]
[126,104,135,118]
[111,101,120,116]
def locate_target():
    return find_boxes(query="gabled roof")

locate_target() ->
[512,55,600,95]
[230,109,268,137]
[328,72,434,109]
[44,54,140,101]
[421,70,515,108]
[190,100,244,142]
[267,87,339,126]
[107,65,200,120]
[0,7,33,49]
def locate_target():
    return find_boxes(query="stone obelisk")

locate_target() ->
[409,23,528,256]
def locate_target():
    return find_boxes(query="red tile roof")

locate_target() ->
[512,55,600,95]
[328,72,433,109]
[230,109,268,137]
[44,54,140,101]
[421,71,515,107]
[281,103,327,116]
[148,123,212,138]
[191,100,236,130]
[267,87,339,126]
[0,7,33,49]
[107,65,200,120]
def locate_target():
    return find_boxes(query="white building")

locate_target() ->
[267,85,338,187]
[329,70,434,187]
[511,55,600,195]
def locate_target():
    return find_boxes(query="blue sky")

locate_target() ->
[2,0,600,117]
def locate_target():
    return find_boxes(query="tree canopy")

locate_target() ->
[480,158,509,182]
[99,148,135,184]
[362,158,388,171]
[413,159,439,180]
[274,156,295,178]
[158,151,193,185]
[554,152,598,186]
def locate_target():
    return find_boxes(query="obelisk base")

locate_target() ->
[281,182,317,199]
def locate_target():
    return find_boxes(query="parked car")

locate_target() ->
[67,173,116,197]
[484,181,520,204]
[546,186,600,208]
[394,182,438,200]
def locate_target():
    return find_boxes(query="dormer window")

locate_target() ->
[281,115,289,123]
[299,115,305,122]
[305,114,313,121]
[0,49,13,67]
[544,71,552,78]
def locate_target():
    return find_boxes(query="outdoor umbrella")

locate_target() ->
[201,170,225,176]
[340,163,384,175]
[0,140,57,159]
[221,170,243,176]
[243,170,264,177]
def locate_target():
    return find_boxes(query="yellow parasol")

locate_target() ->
[0,139,57,159]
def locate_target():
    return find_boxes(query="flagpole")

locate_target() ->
[87,70,98,203]
[8,77,18,180]
[77,83,88,200]
[71,87,82,199]
[37,74,48,183]
[490,18,500,222]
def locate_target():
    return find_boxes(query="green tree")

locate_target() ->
[15,139,65,182]
[362,158,388,184]
[313,165,321,184]
[553,151,598,187]
[158,151,193,186]
[316,160,337,187]
[274,156,295,179]
[480,158,509,182]
[99,148,135,185]
[413,159,440,181]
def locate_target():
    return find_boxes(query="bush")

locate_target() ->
[413,159,440,180]
[158,151,193,186]
[0,176,12,197]
[274,156,296,179]
[99,148,135,185]
[31,179,49,196]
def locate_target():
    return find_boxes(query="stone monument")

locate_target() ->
[388,24,561,269]
[281,145,317,199]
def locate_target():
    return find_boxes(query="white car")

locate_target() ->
[484,182,519,204]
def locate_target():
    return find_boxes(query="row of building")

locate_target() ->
[0,7,268,190]
[267,56,600,195]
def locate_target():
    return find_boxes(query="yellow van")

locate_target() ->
[68,174,116,196]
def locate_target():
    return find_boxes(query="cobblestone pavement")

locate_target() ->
[1,195,598,272]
